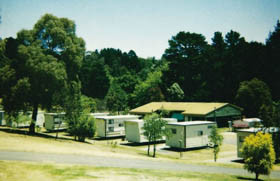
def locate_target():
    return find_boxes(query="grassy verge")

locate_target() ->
[0,127,147,160]
[1,160,278,181]
[1,127,279,171]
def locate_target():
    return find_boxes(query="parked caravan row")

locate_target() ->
[124,118,177,143]
[0,111,45,128]
[124,118,216,149]
[0,111,109,131]
[42,112,217,150]
[0,109,217,150]
[45,112,110,131]
[94,115,140,138]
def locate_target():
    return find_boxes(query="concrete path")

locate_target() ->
[0,150,280,179]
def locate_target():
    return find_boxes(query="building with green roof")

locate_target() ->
[130,102,242,126]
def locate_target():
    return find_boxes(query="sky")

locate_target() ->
[0,0,280,59]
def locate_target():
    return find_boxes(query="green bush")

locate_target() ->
[5,113,30,128]
[68,114,96,142]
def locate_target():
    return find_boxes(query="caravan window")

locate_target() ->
[171,128,177,134]
[108,119,114,124]
[54,118,62,124]
[119,123,124,127]
[108,127,114,132]
[197,131,203,136]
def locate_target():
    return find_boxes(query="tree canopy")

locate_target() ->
[235,78,272,121]
[162,32,209,101]
[1,14,280,126]
[143,113,169,157]
[209,125,223,162]
[241,132,275,180]
[0,14,85,133]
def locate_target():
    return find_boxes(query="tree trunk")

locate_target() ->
[214,154,217,162]
[256,172,259,180]
[214,149,217,162]
[148,137,151,156]
[56,121,62,139]
[214,146,217,162]
[29,103,38,134]
[153,137,156,158]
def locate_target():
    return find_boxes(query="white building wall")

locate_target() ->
[96,119,105,137]
[166,125,185,148]
[185,125,209,148]
[125,121,141,142]
[44,114,54,130]
[166,122,215,149]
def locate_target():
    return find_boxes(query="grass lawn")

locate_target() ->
[0,127,234,164]
[0,127,279,172]
[1,160,278,181]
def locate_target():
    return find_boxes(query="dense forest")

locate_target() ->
[79,21,280,116]
[0,14,280,127]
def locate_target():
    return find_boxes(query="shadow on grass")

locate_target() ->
[231,158,244,163]
[0,126,95,145]
[137,152,159,158]
[93,136,125,141]
[162,146,208,152]
[235,176,261,181]
[44,129,67,133]
[0,126,73,141]
[121,140,165,147]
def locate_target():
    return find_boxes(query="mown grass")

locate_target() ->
[1,127,279,172]
[1,160,278,181]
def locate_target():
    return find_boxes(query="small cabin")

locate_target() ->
[236,127,279,158]
[44,113,67,131]
[166,121,216,149]
[95,115,140,138]
[124,118,177,143]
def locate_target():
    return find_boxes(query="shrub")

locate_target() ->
[68,113,96,142]
[241,132,275,180]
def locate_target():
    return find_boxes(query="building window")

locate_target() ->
[109,127,114,132]
[108,119,114,124]
[208,125,213,129]
[171,128,177,134]
[197,131,203,136]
